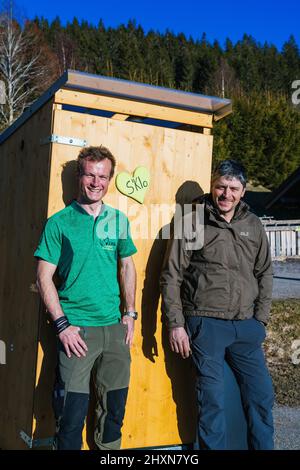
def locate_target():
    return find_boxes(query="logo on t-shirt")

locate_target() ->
[99,237,117,251]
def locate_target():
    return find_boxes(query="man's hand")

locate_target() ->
[121,315,135,347]
[59,326,88,358]
[169,326,191,359]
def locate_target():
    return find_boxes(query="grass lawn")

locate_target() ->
[265,299,300,406]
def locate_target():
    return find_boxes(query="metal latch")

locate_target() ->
[20,430,54,449]
[40,134,88,147]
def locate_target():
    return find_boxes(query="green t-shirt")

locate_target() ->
[34,201,137,326]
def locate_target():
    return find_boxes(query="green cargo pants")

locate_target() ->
[53,322,131,450]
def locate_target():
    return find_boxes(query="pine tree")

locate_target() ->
[1,15,300,192]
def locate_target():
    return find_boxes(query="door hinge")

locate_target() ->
[20,430,54,449]
[40,134,88,147]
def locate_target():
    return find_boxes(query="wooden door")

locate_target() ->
[33,107,213,449]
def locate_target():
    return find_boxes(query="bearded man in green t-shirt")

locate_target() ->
[35,146,137,450]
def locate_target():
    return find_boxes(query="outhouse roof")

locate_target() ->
[64,70,231,116]
[0,70,231,144]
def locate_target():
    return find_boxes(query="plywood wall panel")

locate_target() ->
[0,100,54,449]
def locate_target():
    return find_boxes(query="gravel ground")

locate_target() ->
[274,403,300,450]
[272,259,300,299]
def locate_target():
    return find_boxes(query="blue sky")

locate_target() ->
[16,0,300,50]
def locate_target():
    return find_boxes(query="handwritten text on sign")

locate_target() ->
[115,167,150,204]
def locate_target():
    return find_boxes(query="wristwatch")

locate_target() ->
[122,311,138,320]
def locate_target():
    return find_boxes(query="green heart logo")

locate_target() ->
[115,167,150,204]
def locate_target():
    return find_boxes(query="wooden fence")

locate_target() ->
[261,219,300,258]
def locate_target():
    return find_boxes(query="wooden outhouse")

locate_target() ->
[0,70,231,449]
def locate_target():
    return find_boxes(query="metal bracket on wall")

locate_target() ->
[40,134,88,147]
[20,430,54,449]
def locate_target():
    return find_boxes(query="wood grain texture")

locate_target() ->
[0,99,54,449]
[0,98,214,449]
[46,109,212,448]
[55,89,213,128]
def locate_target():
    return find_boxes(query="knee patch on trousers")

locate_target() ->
[55,392,89,450]
[102,388,128,444]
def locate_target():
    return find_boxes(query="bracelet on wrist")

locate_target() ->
[54,316,71,335]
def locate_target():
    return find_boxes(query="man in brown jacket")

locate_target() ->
[160,160,274,450]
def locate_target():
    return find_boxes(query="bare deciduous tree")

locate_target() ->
[0,15,41,126]
[209,58,241,98]
[0,11,58,128]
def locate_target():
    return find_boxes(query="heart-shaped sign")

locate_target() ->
[115,167,150,204]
